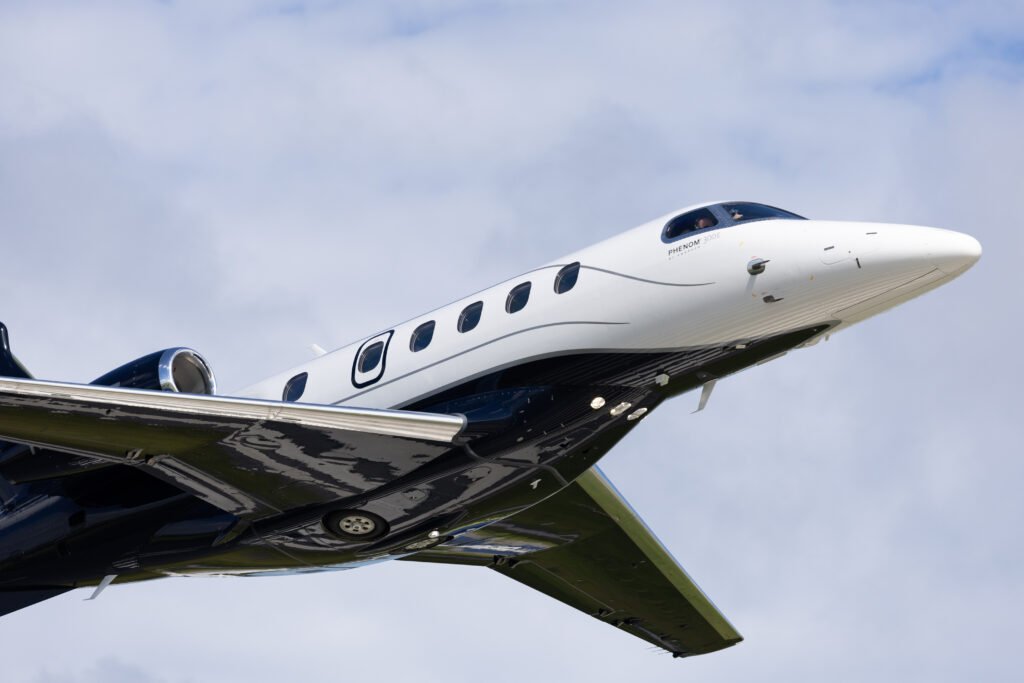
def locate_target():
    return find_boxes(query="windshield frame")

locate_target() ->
[661,202,806,243]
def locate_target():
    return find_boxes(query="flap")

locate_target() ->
[403,467,742,658]
[0,378,465,519]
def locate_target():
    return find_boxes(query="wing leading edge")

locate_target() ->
[0,378,465,519]
[403,467,742,658]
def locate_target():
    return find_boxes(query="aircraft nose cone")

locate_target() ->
[931,229,982,276]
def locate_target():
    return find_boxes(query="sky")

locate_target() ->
[0,0,1021,680]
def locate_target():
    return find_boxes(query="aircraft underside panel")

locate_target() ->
[0,325,828,604]
[145,325,832,572]
[403,467,743,658]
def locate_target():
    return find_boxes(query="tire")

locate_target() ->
[322,510,389,541]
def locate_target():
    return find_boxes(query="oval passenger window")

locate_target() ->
[458,301,484,333]
[505,282,531,314]
[357,341,385,373]
[410,321,435,352]
[554,262,580,294]
[282,372,308,402]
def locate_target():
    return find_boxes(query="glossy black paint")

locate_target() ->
[91,350,171,391]
[0,342,225,497]
[0,324,31,380]
[0,322,830,609]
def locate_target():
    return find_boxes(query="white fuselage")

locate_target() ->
[240,202,981,410]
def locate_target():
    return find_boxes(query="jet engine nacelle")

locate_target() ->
[91,348,217,395]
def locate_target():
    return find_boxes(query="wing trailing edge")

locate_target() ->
[402,466,742,658]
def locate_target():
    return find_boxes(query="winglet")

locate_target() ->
[0,323,32,380]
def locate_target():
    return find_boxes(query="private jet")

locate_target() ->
[0,200,981,658]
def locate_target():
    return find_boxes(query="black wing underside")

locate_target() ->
[0,378,741,657]
[403,467,742,658]
[0,378,465,519]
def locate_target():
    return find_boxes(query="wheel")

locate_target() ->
[322,509,389,541]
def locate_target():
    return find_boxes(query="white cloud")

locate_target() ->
[0,1,1021,681]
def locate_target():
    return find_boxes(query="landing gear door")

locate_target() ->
[351,330,394,389]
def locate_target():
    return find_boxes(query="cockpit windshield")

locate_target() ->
[720,202,805,222]
[662,202,806,243]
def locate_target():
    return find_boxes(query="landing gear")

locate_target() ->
[323,510,389,541]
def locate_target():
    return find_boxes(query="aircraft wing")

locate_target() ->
[0,378,465,519]
[402,466,742,658]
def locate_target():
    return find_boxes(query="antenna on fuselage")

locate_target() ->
[692,379,717,413]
